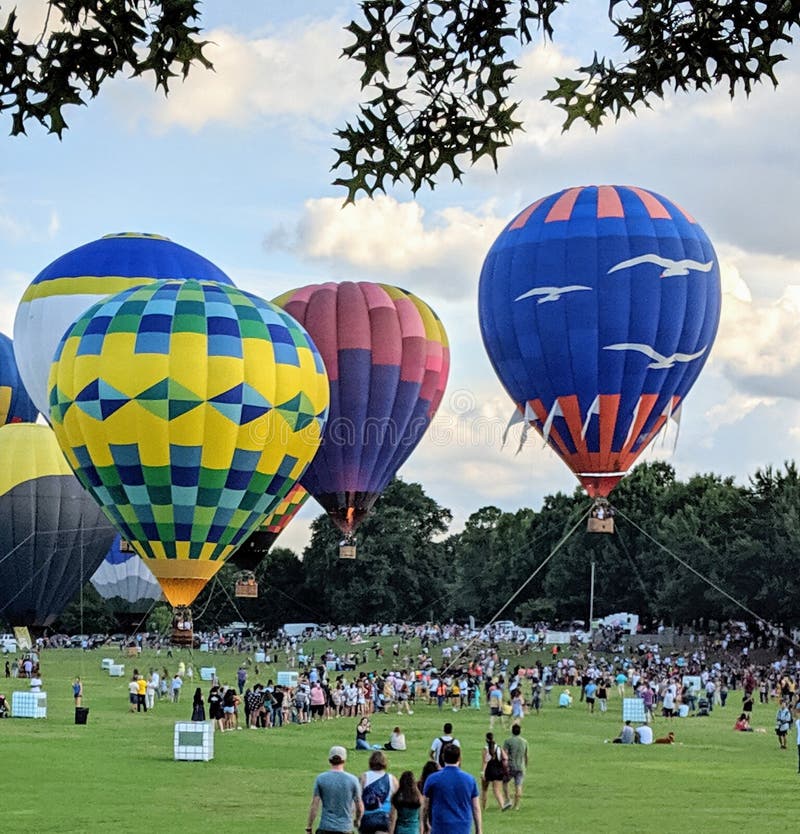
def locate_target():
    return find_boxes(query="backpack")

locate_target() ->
[362,773,389,811]
[437,738,453,767]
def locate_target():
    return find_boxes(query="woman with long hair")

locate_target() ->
[417,761,439,794]
[480,731,511,811]
[356,715,373,750]
[191,686,205,721]
[390,770,422,834]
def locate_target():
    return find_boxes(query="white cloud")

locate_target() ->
[120,20,360,132]
[0,213,27,241]
[712,249,800,400]
[469,40,800,261]
[266,194,506,300]
[0,271,29,334]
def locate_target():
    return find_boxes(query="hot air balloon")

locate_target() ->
[0,332,37,425]
[13,232,235,419]
[274,282,449,557]
[0,423,117,628]
[479,185,721,526]
[48,279,329,642]
[229,483,309,595]
[90,536,163,621]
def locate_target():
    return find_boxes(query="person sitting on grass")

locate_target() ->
[384,726,407,751]
[612,720,635,744]
[734,713,753,732]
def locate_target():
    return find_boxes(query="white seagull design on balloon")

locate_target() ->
[604,343,707,369]
[607,254,714,277]
[514,285,592,304]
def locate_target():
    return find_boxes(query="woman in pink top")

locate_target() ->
[310,681,327,720]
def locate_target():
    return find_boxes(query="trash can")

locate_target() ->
[75,707,89,725]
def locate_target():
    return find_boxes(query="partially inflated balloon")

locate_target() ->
[230,483,309,572]
[48,280,329,607]
[0,424,117,627]
[14,232,234,418]
[91,536,163,615]
[479,185,721,497]
[0,332,37,425]
[274,282,449,534]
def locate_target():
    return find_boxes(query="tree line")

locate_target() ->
[55,460,800,634]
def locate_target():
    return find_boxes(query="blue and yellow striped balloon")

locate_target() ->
[13,232,234,419]
[48,280,329,607]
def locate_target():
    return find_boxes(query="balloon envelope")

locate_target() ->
[274,282,449,534]
[0,423,117,627]
[230,483,309,572]
[14,232,234,418]
[479,185,721,497]
[0,332,37,425]
[91,536,163,614]
[48,279,329,607]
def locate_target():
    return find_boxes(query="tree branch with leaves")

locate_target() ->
[334,0,800,201]
[0,0,211,136]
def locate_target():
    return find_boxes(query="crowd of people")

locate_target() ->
[306,718,529,834]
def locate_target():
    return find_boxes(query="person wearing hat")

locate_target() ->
[307,745,364,834]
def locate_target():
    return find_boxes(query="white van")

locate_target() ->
[282,623,319,637]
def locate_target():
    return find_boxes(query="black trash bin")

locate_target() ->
[75,707,89,725]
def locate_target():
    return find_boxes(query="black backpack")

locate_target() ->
[437,738,453,767]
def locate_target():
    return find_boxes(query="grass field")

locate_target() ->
[1,640,797,833]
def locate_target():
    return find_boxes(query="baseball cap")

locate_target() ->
[328,745,347,763]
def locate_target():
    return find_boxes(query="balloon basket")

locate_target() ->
[587,499,614,534]
[339,536,357,559]
[235,572,259,598]
[171,606,194,646]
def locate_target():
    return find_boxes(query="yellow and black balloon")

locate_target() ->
[0,424,117,627]
[48,279,329,608]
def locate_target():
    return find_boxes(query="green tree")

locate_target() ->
[51,582,118,634]
[335,0,800,199]
[741,463,800,625]
[301,478,452,623]
[3,3,796,199]
[0,0,210,136]
[147,601,173,635]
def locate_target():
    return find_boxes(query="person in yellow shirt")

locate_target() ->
[137,674,148,712]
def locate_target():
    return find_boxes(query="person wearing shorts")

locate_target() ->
[502,724,529,811]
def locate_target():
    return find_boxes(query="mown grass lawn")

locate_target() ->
[1,642,796,833]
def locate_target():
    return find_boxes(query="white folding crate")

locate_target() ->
[174,721,214,761]
[101,658,115,670]
[12,691,47,718]
[199,667,216,681]
[622,697,646,723]
[108,664,125,677]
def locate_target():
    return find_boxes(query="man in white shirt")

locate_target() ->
[635,723,653,744]
[430,722,460,765]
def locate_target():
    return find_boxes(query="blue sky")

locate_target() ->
[2,1,800,552]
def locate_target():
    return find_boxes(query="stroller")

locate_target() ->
[696,696,710,717]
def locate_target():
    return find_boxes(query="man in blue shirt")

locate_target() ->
[306,746,363,834]
[422,743,482,834]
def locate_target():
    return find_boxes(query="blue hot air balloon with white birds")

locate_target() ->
[479,184,721,498]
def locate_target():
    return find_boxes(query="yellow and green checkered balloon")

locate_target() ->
[48,279,329,607]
